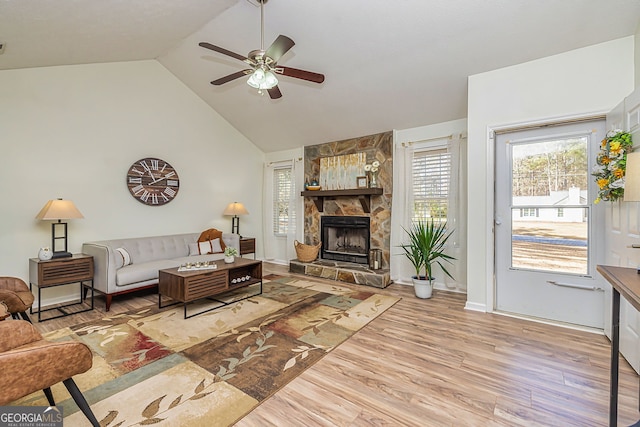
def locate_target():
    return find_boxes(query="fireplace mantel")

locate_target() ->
[300,188,383,213]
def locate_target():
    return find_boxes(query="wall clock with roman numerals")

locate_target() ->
[126,157,180,206]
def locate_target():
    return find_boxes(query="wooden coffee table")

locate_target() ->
[158,258,262,319]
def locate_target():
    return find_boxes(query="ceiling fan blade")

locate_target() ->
[275,66,325,84]
[199,42,248,62]
[268,86,282,99]
[211,70,253,86]
[265,35,295,63]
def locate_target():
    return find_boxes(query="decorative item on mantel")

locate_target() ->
[306,179,321,191]
[319,153,366,190]
[364,161,380,188]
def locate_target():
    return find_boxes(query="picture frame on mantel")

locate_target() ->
[356,176,368,188]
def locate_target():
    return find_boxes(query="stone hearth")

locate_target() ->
[289,259,391,289]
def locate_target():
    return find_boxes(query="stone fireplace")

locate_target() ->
[289,131,393,288]
[321,216,370,264]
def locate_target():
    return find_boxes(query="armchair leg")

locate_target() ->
[19,311,32,323]
[62,378,99,427]
[42,387,55,406]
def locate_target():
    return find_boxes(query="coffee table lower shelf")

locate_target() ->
[158,259,262,319]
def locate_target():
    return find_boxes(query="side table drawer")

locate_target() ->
[32,257,94,287]
[240,238,256,255]
[185,270,228,300]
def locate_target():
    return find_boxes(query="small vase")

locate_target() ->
[368,171,379,188]
[224,256,235,264]
[38,247,53,261]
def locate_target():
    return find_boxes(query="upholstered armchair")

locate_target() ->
[0,320,99,426]
[0,277,34,322]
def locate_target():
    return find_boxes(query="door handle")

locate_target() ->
[547,280,603,291]
[495,216,502,225]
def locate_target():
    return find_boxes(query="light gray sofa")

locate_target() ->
[82,232,239,311]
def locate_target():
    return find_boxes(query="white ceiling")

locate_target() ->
[1,0,639,152]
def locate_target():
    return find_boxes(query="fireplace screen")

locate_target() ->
[321,216,370,264]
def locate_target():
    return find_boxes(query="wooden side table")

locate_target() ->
[239,237,256,259]
[29,254,94,322]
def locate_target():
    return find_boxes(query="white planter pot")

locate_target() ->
[412,276,433,299]
[224,256,235,264]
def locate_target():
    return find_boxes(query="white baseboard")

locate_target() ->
[464,301,486,312]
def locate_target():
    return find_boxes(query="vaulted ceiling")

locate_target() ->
[1,0,639,152]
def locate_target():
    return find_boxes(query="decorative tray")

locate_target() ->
[178,264,217,272]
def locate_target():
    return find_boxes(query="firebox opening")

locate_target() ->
[321,216,370,264]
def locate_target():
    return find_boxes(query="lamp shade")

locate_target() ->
[624,152,640,202]
[247,68,278,90]
[223,202,249,216]
[36,199,84,220]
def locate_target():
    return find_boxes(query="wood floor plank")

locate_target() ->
[26,262,640,426]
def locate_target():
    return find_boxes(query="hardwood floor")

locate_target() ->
[31,262,639,426]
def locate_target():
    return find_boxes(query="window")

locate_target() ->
[520,208,539,217]
[557,208,564,218]
[412,147,451,222]
[273,167,294,235]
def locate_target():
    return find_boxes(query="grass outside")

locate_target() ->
[510,220,588,274]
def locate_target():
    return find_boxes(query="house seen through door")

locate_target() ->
[494,119,605,328]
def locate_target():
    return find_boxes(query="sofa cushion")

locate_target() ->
[188,242,199,256]
[115,259,180,287]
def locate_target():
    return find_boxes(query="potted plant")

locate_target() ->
[224,246,238,264]
[400,219,456,298]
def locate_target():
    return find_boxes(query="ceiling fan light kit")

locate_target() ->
[199,0,324,99]
[247,67,278,91]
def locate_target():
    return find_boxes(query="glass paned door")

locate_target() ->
[495,120,605,328]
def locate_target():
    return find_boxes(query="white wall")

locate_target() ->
[0,60,264,306]
[392,119,467,291]
[467,36,635,311]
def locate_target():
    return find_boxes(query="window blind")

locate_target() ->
[412,147,451,222]
[273,167,294,235]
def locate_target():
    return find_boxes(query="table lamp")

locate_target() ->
[35,198,84,259]
[223,202,249,236]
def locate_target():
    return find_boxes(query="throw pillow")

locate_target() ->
[115,247,132,268]
[197,228,227,252]
[198,240,212,255]
[188,242,200,256]
[210,238,223,253]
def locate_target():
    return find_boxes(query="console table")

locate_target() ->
[597,265,640,427]
[29,254,94,322]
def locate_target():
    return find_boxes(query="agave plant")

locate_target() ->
[400,219,456,281]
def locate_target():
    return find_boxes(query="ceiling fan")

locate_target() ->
[198,0,324,99]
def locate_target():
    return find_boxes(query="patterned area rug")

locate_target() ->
[14,274,399,426]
